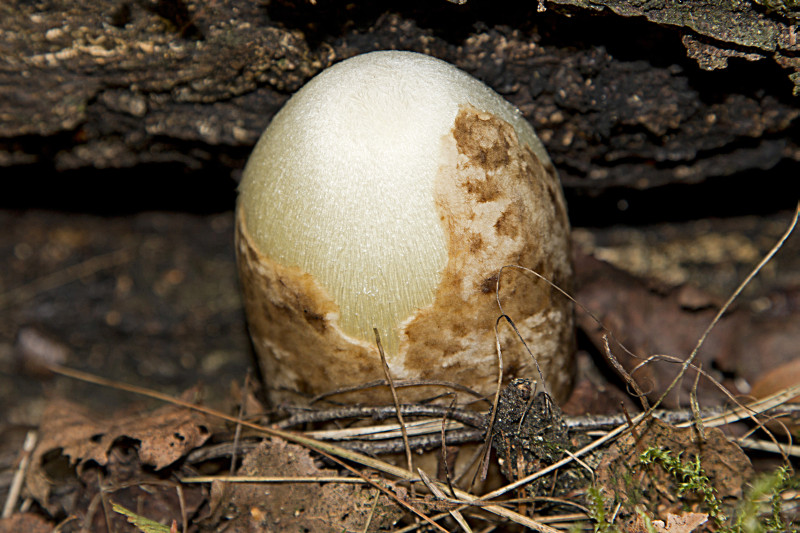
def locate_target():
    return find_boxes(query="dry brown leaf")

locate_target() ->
[574,254,738,408]
[35,396,210,468]
[751,358,800,402]
[626,510,709,533]
[25,392,211,512]
[215,437,407,532]
[574,253,800,409]
[750,358,800,435]
[653,512,709,532]
[595,418,752,526]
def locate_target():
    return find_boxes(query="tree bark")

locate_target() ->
[1,0,797,214]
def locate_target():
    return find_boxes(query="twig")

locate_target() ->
[174,484,187,533]
[603,335,650,409]
[184,429,485,459]
[738,437,800,456]
[212,370,252,529]
[418,469,473,533]
[474,315,506,485]
[82,488,103,533]
[311,379,488,405]
[306,396,800,455]
[677,384,800,429]
[305,418,465,440]
[361,490,381,533]
[374,328,414,483]
[335,428,484,455]
[1,430,37,518]
[191,398,800,460]
[276,403,486,429]
[690,363,706,440]
[391,511,454,533]
[182,475,370,483]
[566,398,800,431]
[441,395,458,499]
[283,392,800,437]
[230,372,252,476]
[98,471,112,533]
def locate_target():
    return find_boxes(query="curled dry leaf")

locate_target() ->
[25,392,211,512]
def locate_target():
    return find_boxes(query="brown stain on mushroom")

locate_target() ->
[468,232,484,253]
[494,208,520,238]
[400,106,574,402]
[236,211,383,402]
[453,110,512,170]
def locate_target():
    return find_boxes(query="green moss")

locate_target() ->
[639,447,798,533]
[587,486,616,533]
[639,447,725,524]
[732,465,798,533]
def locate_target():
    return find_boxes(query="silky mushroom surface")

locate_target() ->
[237,50,574,405]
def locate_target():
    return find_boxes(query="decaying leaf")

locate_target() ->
[594,418,753,525]
[574,254,738,408]
[574,251,800,410]
[25,392,211,513]
[626,509,709,533]
[751,358,800,402]
[653,512,709,532]
[212,437,407,532]
[750,358,800,435]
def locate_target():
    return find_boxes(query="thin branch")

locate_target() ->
[182,475,369,483]
[337,428,484,455]
[275,403,486,429]
[311,379,489,405]
[418,469,473,533]
[738,437,800,457]
[361,490,381,533]
[474,315,506,486]
[1,430,37,518]
[441,395,458,499]
[374,328,414,483]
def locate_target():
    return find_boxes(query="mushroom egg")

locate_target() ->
[236,50,574,405]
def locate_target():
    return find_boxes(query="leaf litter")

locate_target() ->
[1,206,798,532]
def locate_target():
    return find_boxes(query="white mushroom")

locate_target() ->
[236,50,574,404]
